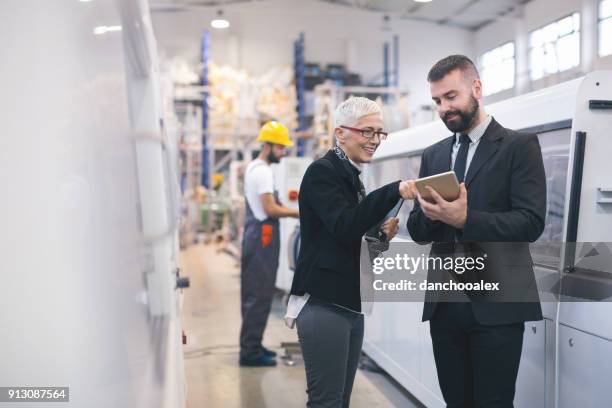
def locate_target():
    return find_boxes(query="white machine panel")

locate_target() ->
[515,320,547,408]
[418,320,444,402]
[273,157,312,291]
[0,1,186,407]
[559,325,612,408]
[365,303,421,378]
[558,71,612,338]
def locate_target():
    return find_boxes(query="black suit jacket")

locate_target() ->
[407,118,546,325]
[290,150,401,312]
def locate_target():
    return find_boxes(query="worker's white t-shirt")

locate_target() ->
[244,159,274,221]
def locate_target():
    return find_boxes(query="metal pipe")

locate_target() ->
[383,41,390,88]
[393,35,399,88]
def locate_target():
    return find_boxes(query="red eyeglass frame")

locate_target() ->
[339,125,388,140]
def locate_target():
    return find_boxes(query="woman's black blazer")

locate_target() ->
[290,149,401,312]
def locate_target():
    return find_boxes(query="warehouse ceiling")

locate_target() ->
[322,0,531,30]
[150,0,531,31]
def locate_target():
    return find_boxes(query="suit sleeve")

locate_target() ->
[461,134,546,242]
[301,161,401,243]
[407,150,445,243]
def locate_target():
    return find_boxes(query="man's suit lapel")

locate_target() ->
[431,136,455,173]
[464,119,502,187]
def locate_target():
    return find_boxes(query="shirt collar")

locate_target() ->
[348,157,361,172]
[456,115,492,144]
[333,146,361,173]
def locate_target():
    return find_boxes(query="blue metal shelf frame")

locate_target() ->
[201,30,211,188]
[294,32,306,157]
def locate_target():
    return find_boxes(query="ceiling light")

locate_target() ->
[93,25,122,35]
[211,19,229,29]
[211,10,230,29]
[414,0,433,3]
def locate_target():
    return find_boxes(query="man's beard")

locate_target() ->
[267,149,281,164]
[441,95,479,133]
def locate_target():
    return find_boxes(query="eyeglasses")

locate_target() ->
[340,125,388,141]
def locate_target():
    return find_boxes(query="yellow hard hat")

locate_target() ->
[212,173,225,187]
[256,121,294,147]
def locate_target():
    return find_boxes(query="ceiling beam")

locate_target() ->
[470,0,531,31]
[437,0,481,26]
[151,0,255,9]
[402,2,423,15]
[399,14,472,31]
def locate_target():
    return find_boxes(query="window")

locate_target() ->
[600,0,612,56]
[529,13,581,81]
[480,42,515,96]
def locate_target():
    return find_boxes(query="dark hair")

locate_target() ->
[427,55,479,82]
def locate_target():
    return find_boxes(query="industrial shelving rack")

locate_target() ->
[312,83,410,154]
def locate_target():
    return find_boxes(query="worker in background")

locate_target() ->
[239,121,299,367]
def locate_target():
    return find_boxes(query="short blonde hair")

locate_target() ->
[333,96,382,129]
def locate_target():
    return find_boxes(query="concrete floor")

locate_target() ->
[180,243,423,408]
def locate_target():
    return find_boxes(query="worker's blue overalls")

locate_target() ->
[239,162,281,359]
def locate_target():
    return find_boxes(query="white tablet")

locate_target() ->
[415,171,460,203]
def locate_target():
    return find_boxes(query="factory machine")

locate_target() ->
[273,157,312,292]
[363,72,612,408]
[1,1,187,407]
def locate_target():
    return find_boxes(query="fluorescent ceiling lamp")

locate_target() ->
[211,19,230,29]
[414,0,433,3]
[93,25,122,35]
[211,10,230,29]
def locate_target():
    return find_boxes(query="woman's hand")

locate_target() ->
[381,217,400,241]
[399,180,417,200]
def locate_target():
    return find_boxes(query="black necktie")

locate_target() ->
[453,134,471,183]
